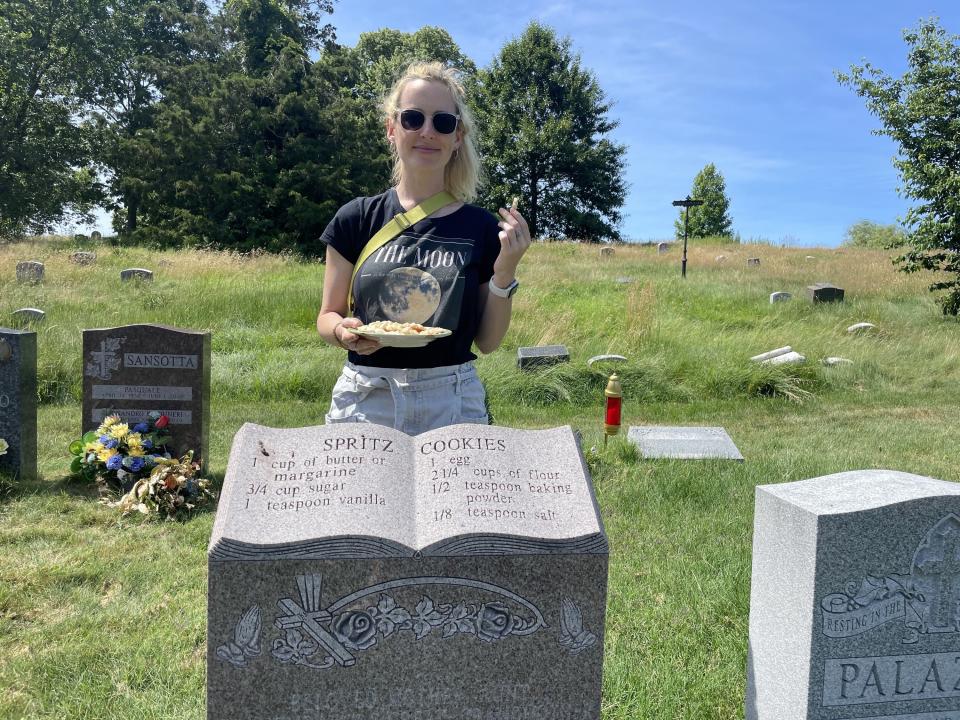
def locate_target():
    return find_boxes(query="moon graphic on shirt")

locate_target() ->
[378,267,441,323]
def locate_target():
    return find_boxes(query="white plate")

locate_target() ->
[351,327,452,348]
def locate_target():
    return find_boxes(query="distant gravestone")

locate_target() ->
[822,356,853,367]
[746,469,960,720]
[90,231,102,242]
[600,247,614,258]
[208,423,608,720]
[716,255,727,263]
[805,255,816,261]
[0,329,37,481]
[614,277,634,284]
[747,258,761,267]
[120,268,154,282]
[517,345,570,370]
[761,351,805,365]
[11,308,45,325]
[750,346,792,363]
[657,242,670,254]
[627,426,743,461]
[769,292,792,304]
[807,283,844,303]
[70,251,97,265]
[847,322,876,334]
[15,261,44,283]
[82,324,210,467]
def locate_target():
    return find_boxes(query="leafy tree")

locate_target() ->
[837,18,960,315]
[470,22,627,241]
[674,163,733,239]
[842,220,907,249]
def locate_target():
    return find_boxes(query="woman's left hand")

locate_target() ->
[493,205,531,280]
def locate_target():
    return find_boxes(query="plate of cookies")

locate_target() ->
[351,321,452,348]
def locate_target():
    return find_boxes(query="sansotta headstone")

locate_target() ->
[16,261,44,283]
[0,329,38,481]
[208,422,608,720]
[746,469,960,720]
[82,324,210,466]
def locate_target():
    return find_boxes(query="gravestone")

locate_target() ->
[614,276,634,285]
[82,324,210,467]
[716,255,727,263]
[517,345,570,370]
[11,308,45,325]
[120,268,154,282]
[822,357,853,367]
[807,283,844,303]
[769,292,792,304]
[746,469,960,720]
[847,322,876,334]
[208,422,608,720]
[600,247,614,258]
[627,426,743,461]
[70,251,97,265]
[751,346,793,363]
[90,231,102,242]
[747,258,761,267]
[657,242,670,254]
[16,261,44,283]
[761,351,805,365]
[0,329,38,481]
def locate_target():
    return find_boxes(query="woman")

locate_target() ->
[316,61,531,434]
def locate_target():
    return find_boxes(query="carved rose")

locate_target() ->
[333,610,377,650]
[475,602,514,642]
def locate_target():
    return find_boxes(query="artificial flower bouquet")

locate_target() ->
[104,451,215,521]
[0,438,8,457]
[69,411,173,491]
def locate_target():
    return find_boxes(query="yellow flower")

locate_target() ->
[0,438,7,456]
[84,441,103,454]
[109,423,129,440]
[97,447,117,463]
[128,445,145,458]
[99,415,121,430]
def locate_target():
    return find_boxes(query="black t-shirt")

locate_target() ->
[321,189,501,369]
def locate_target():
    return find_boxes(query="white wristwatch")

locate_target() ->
[488,278,519,298]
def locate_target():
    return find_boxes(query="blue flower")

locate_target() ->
[142,438,153,450]
[104,439,119,449]
[185,479,198,495]
[133,423,149,433]
[106,455,123,471]
[98,434,111,444]
[128,457,145,473]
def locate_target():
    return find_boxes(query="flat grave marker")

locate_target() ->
[517,345,570,370]
[0,328,37,481]
[627,426,744,461]
[770,292,793,304]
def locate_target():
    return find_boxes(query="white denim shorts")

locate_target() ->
[325,361,488,435]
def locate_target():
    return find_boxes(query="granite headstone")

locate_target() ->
[11,308,45,325]
[807,283,844,303]
[90,231,102,242]
[120,268,154,282]
[600,247,614,258]
[770,292,793,304]
[658,242,670,254]
[16,261,44,283]
[207,422,608,720]
[627,426,744,461]
[70,251,97,265]
[82,324,210,466]
[748,258,761,267]
[517,345,570,370]
[0,329,37,481]
[746,469,960,720]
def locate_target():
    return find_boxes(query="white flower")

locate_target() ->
[0,438,8,456]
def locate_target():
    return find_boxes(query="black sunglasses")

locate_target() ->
[398,109,460,135]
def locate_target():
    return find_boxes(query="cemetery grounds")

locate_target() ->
[1,238,958,719]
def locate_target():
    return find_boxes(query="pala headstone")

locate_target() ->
[207,423,608,720]
[11,308,45,325]
[0,329,37,481]
[770,292,793,304]
[517,345,570,370]
[807,283,844,303]
[16,261,44,284]
[120,268,154,282]
[627,426,743,461]
[82,324,210,467]
[70,251,97,265]
[746,469,960,720]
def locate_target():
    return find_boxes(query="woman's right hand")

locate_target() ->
[336,317,382,356]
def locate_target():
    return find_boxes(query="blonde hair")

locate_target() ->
[383,61,481,202]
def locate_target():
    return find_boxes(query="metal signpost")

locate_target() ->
[672,196,704,278]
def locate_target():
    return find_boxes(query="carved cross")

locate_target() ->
[274,574,356,667]
[921,522,960,630]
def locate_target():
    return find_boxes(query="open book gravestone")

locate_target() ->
[627,426,744,461]
[82,324,210,467]
[208,423,608,720]
[0,329,37,481]
[746,469,960,720]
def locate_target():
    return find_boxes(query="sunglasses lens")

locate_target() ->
[433,112,459,134]
[399,109,425,131]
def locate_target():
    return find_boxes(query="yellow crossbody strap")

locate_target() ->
[348,191,456,314]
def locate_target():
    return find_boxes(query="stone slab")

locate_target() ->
[0,329,37,481]
[120,268,154,282]
[746,469,960,720]
[808,283,844,303]
[517,345,570,370]
[627,426,743,461]
[82,324,210,467]
[762,351,806,366]
[15,261,44,283]
[70,251,97,265]
[207,423,608,720]
[751,346,792,363]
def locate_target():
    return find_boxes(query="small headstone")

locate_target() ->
[11,308,45,325]
[0,329,38,481]
[769,292,792,304]
[82,324,210,468]
[805,255,816,261]
[627,426,743,461]
[517,345,570,370]
[746,469,960,720]
[807,282,844,303]
[846,322,876,334]
[70,251,97,265]
[747,258,761,267]
[90,230,102,242]
[120,268,154,282]
[761,350,805,365]
[587,354,627,367]
[207,423,608,720]
[750,346,792,363]
[715,255,727,263]
[657,242,670,254]
[599,247,614,258]
[614,277,634,284]
[15,261,44,283]
[822,356,853,366]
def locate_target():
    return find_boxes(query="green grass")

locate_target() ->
[1,237,958,718]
